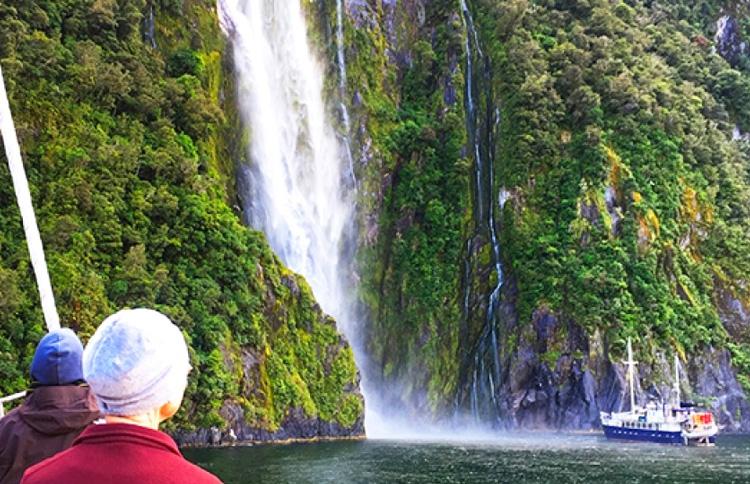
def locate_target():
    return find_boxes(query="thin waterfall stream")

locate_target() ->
[460,0,504,423]
[336,0,356,186]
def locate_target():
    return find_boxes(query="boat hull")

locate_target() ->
[603,424,687,445]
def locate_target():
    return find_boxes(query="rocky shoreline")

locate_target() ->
[172,406,366,447]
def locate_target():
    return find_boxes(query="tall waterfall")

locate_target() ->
[218,0,375,428]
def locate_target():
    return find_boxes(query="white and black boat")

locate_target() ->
[600,339,718,446]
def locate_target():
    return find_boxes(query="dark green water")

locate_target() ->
[184,434,750,483]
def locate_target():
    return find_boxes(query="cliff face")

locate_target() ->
[3,0,749,442]
[0,0,363,443]
[339,0,750,431]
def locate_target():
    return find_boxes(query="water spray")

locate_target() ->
[0,66,60,332]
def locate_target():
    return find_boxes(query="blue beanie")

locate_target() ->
[30,328,85,386]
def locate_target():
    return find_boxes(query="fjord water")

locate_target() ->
[185,434,750,483]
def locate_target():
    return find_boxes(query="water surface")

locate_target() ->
[184,433,750,483]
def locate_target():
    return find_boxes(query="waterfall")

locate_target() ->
[335,0,356,186]
[144,2,157,49]
[0,66,60,332]
[218,0,376,430]
[460,0,503,424]
[460,0,483,223]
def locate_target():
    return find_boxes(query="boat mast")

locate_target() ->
[624,337,638,411]
[673,354,680,407]
[0,66,60,331]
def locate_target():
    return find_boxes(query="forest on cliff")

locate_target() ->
[1,0,750,438]
[348,0,750,429]
[0,0,362,440]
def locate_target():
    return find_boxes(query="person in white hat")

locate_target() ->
[22,309,221,483]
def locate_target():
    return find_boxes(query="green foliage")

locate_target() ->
[352,0,467,410]
[353,0,750,411]
[0,0,362,431]
[167,48,205,77]
[478,0,750,380]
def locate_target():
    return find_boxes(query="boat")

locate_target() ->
[600,338,718,446]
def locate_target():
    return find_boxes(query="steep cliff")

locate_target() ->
[3,0,749,440]
[0,0,363,443]
[341,0,750,431]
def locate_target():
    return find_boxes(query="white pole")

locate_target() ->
[674,354,681,407]
[0,66,60,331]
[624,338,638,411]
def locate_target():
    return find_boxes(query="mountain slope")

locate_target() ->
[342,0,750,430]
[0,0,363,441]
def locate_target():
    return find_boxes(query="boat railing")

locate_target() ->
[0,391,27,418]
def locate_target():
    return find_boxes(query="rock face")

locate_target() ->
[690,349,750,432]
[173,405,365,446]
[338,0,750,435]
[715,15,748,67]
[488,296,750,432]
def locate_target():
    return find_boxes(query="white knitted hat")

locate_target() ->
[83,308,191,416]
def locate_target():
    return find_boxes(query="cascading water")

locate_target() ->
[461,0,484,223]
[459,0,504,424]
[218,0,379,431]
[336,0,356,186]
[144,2,157,49]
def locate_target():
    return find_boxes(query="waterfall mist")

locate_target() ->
[219,0,386,435]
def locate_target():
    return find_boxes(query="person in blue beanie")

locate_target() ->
[21,309,221,484]
[0,328,101,484]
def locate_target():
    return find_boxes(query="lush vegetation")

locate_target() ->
[484,0,750,382]
[0,0,362,433]
[341,0,469,412]
[2,0,748,432]
[347,0,750,417]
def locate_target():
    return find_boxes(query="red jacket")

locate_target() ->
[21,423,221,484]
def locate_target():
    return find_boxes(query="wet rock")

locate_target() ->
[715,15,747,67]
[690,348,750,432]
[172,402,365,446]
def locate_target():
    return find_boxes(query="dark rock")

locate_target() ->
[689,348,750,432]
[715,279,750,341]
[349,0,377,30]
[172,402,365,447]
[715,15,748,67]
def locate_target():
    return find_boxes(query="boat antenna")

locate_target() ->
[0,66,60,331]
[623,337,638,411]
[673,354,680,407]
